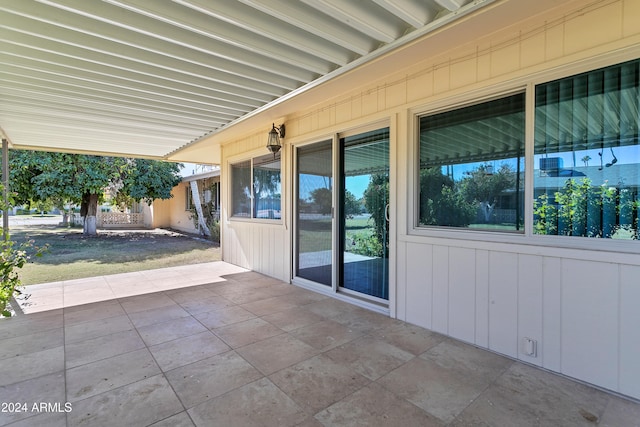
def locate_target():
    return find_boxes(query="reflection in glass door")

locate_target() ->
[340,128,389,300]
[295,140,333,286]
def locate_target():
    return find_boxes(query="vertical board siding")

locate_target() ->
[405,242,433,329]
[488,251,519,358]
[475,250,490,348]
[448,247,476,343]
[541,256,563,372]
[561,259,619,391]
[620,264,640,397]
[517,254,544,367]
[431,245,449,334]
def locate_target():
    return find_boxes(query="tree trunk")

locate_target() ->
[81,192,99,235]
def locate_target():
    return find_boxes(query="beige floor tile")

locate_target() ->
[164,287,218,304]
[65,330,145,369]
[118,292,178,314]
[2,412,67,427]
[315,382,442,426]
[188,378,307,427]
[0,310,63,340]
[68,375,183,427]
[599,395,640,427]
[377,348,509,423]
[0,347,65,386]
[192,305,256,329]
[239,296,300,316]
[136,316,207,346]
[324,335,414,380]
[177,294,236,315]
[165,350,262,409]
[148,411,195,427]
[0,372,66,425]
[371,321,446,355]
[64,314,133,344]
[149,330,230,372]
[127,303,191,328]
[63,301,125,326]
[213,317,284,348]
[262,307,325,332]
[222,289,275,304]
[290,319,364,351]
[0,327,64,360]
[452,362,611,427]
[269,354,370,414]
[66,348,160,402]
[236,333,319,375]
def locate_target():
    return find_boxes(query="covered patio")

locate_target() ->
[1,262,637,426]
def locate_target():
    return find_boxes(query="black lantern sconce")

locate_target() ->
[267,123,285,157]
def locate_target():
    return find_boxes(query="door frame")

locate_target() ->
[291,120,394,315]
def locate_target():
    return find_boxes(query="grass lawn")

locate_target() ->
[11,225,221,285]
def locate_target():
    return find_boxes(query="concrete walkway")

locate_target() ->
[1,262,638,426]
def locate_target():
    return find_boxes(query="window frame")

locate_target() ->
[229,152,283,222]
[409,55,640,254]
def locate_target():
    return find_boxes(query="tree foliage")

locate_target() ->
[9,150,182,234]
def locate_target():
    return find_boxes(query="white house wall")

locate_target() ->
[219,0,640,399]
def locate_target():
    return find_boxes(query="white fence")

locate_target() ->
[71,212,146,228]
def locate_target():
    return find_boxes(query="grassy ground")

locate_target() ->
[10,225,221,285]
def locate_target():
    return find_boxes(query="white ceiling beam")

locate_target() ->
[1,3,295,94]
[175,0,353,66]
[1,49,263,114]
[42,0,316,84]
[372,0,439,28]
[0,70,225,122]
[238,0,374,56]
[1,29,272,107]
[105,0,331,76]
[301,0,405,43]
[433,0,468,12]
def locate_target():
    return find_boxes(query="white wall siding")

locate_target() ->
[517,255,543,367]
[431,245,449,334]
[404,242,432,329]
[541,256,563,372]
[620,264,640,398]
[488,251,519,358]
[398,241,639,399]
[448,247,476,344]
[561,259,619,392]
[224,222,289,282]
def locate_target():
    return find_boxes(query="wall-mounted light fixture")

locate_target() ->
[267,123,285,157]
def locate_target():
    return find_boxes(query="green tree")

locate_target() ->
[363,174,388,256]
[9,150,182,235]
[419,167,476,227]
[344,189,362,219]
[309,187,332,215]
[460,163,515,223]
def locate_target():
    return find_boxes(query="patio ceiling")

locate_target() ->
[0,0,494,163]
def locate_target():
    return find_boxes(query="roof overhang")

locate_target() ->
[1,0,570,163]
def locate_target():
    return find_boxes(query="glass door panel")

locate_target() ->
[340,128,389,300]
[295,140,333,286]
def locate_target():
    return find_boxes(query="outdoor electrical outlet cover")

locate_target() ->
[523,337,537,357]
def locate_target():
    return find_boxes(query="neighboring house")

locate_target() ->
[188,1,640,401]
[152,169,220,236]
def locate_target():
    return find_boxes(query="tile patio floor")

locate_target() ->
[1,261,639,426]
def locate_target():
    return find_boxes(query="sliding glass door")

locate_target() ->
[295,140,333,286]
[340,129,389,300]
[294,128,389,303]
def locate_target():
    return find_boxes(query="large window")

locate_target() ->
[231,154,281,219]
[418,93,525,232]
[534,59,639,239]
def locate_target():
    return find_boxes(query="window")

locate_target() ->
[231,154,281,219]
[418,93,525,231]
[534,59,639,239]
